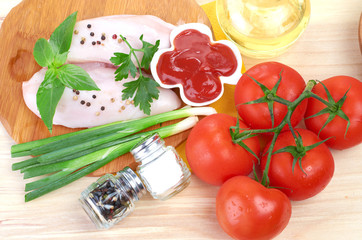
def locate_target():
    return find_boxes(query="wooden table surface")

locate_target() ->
[1,0,362,239]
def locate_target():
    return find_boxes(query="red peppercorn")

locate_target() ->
[112,34,117,39]
[97,41,101,45]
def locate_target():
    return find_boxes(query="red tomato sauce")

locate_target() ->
[156,29,238,103]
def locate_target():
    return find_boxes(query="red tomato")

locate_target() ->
[305,76,362,149]
[261,128,334,201]
[185,113,260,185]
[235,62,307,130]
[216,176,291,240]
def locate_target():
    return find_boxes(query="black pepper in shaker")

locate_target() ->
[79,167,146,229]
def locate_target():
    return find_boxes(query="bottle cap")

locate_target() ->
[117,167,147,200]
[130,133,164,162]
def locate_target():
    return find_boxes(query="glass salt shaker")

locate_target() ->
[79,133,191,229]
[131,133,191,200]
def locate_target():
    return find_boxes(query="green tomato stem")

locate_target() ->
[254,79,318,185]
[270,95,292,106]
[261,132,280,186]
[309,91,334,107]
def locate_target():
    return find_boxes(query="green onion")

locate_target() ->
[21,123,188,178]
[12,133,141,171]
[11,107,216,202]
[23,116,200,202]
[25,169,73,192]
[11,106,215,157]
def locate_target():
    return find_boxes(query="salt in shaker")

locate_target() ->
[131,133,191,200]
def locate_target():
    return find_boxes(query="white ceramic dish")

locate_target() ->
[150,23,243,106]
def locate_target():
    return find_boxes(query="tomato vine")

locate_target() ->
[231,76,350,187]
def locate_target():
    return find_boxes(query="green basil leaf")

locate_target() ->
[36,68,65,133]
[53,51,69,68]
[49,11,77,54]
[33,38,55,67]
[57,64,100,91]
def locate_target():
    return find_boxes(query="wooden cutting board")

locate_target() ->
[0,0,211,176]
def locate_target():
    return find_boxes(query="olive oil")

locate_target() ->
[216,0,311,59]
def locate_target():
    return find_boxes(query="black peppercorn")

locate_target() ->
[90,32,95,36]
[101,35,106,40]
[87,24,91,28]
[87,180,130,221]
[79,167,147,229]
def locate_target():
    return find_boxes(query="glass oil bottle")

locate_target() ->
[216,0,311,59]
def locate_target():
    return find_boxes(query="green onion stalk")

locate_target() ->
[12,106,215,171]
[11,107,217,202]
[11,106,215,158]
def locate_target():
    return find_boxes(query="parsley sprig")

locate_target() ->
[110,35,160,115]
[33,12,100,133]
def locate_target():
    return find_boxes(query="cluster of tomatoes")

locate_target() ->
[185,62,362,240]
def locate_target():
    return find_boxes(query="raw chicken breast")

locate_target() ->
[22,63,181,128]
[67,15,175,65]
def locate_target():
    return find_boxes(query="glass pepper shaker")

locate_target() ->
[79,133,191,229]
[79,167,146,229]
